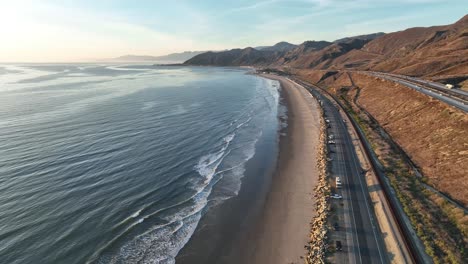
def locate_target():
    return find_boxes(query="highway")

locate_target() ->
[295,79,388,264]
[366,72,468,112]
[383,72,468,99]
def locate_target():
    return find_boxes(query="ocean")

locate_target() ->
[0,64,285,263]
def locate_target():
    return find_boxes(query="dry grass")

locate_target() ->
[349,72,468,206]
[296,69,468,263]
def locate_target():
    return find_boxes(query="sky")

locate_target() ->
[0,0,466,62]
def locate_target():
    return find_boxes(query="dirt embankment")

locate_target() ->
[350,73,468,206]
[298,70,468,206]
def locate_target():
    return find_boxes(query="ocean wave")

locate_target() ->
[94,132,237,264]
[194,133,235,185]
[131,209,143,218]
[141,101,158,111]
[96,157,221,264]
[236,116,252,129]
[97,213,200,264]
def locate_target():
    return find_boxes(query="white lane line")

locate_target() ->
[338,113,386,264]
[332,104,362,264]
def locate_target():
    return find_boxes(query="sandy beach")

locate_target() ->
[234,74,321,263]
[176,74,322,264]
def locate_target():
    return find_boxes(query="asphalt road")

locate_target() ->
[368,72,468,112]
[298,80,388,264]
[383,72,468,98]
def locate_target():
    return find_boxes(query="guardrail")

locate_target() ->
[293,78,427,264]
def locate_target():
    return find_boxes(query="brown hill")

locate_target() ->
[297,69,468,206]
[185,14,468,78]
[334,32,385,44]
[256,41,298,52]
[184,47,283,66]
[366,15,468,76]
[282,39,372,69]
[292,15,468,76]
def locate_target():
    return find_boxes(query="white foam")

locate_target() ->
[99,214,201,264]
[105,65,149,72]
[194,133,235,185]
[98,165,216,264]
[223,133,235,144]
[94,71,283,264]
[236,116,252,129]
[131,209,143,218]
[141,101,157,111]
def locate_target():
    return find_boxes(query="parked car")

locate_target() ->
[336,240,342,251]
[328,140,335,144]
[333,223,339,231]
[331,194,343,199]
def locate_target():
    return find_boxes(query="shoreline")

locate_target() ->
[176,73,322,263]
[233,74,321,263]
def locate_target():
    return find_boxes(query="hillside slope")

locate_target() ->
[184,47,283,66]
[297,70,468,206]
[256,41,298,52]
[185,15,468,78]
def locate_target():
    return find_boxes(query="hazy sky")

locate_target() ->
[1,0,466,62]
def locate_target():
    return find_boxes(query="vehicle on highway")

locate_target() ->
[331,194,343,199]
[328,140,335,144]
[333,222,339,231]
[336,240,342,251]
[336,177,342,188]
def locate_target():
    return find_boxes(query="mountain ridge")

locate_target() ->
[185,14,468,77]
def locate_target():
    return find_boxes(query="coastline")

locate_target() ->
[176,73,322,263]
[234,74,321,263]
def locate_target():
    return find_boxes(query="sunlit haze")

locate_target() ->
[1,0,466,62]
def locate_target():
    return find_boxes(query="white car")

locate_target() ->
[331,194,343,199]
[328,140,336,144]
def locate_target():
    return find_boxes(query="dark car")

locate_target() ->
[333,222,339,231]
[336,240,342,251]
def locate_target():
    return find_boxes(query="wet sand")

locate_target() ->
[176,74,321,264]
[234,74,321,263]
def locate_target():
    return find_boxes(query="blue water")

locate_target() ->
[0,64,283,263]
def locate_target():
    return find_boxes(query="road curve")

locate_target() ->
[366,72,468,112]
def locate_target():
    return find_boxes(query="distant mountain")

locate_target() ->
[112,55,159,61]
[111,51,208,63]
[255,41,298,52]
[333,32,385,44]
[152,51,209,62]
[184,47,284,66]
